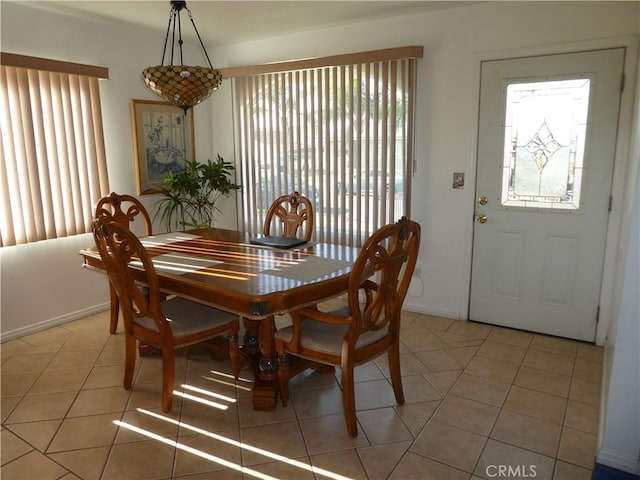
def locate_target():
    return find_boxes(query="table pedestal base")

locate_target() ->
[252,378,279,411]
[241,316,281,411]
[137,317,283,412]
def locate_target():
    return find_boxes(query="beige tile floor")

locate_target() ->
[1,301,604,479]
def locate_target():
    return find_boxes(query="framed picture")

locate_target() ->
[131,99,195,194]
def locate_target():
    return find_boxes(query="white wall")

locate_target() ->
[0,1,229,337]
[597,48,640,474]
[598,134,640,474]
[208,2,640,322]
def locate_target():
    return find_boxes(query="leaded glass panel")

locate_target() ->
[501,79,590,210]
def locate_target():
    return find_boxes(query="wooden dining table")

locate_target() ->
[79,227,359,411]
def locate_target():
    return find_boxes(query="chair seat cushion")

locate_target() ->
[274,307,388,357]
[134,297,237,337]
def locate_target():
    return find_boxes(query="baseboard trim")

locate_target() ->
[597,450,640,476]
[1,302,110,342]
[400,301,460,320]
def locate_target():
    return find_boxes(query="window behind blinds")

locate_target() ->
[0,54,109,247]
[230,47,420,246]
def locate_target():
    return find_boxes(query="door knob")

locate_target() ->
[478,196,488,205]
[476,213,487,223]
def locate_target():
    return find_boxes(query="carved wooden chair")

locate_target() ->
[92,217,240,412]
[274,216,421,437]
[95,192,153,334]
[263,191,314,241]
[242,191,316,354]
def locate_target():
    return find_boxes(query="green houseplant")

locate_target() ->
[154,155,241,231]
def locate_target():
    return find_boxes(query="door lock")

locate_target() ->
[478,196,488,205]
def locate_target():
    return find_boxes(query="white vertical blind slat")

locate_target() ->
[287,72,294,197]
[76,75,94,231]
[269,75,276,209]
[362,62,370,232]
[381,60,389,225]
[354,63,363,244]
[245,76,257,232]
[39,71,64,239]
[54,73,76,237]
[0,138,15,246]
[67,74,85,235]
[261,74,269,202]
[10,67,36,244]
[322,67,331,244]
[338,65,346,244]
[281,73,287,196]
[29,69,55,240]
[237,78,257,229]
[89,76,110,216]
[294,70,301,195]
[372,62,380,230]
[309,69,319,240]
[243,76,253,229]
[330,66,338,245]
[236,78,246,226]
[301,70,310,211]
[0,67,20,245]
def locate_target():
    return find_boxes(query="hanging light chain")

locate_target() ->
[176,6,184,65]
[159,5,173,65]
[186,6,214,69]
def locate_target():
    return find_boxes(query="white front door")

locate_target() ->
[469,49,625,341]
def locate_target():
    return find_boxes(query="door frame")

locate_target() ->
[463,36,639,345]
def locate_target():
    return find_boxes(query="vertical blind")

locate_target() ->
[230,47,420,247]
[0,56,109,247]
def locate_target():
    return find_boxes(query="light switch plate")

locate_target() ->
[453,172,464,189]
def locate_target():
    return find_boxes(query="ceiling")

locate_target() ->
[26,1,478,47]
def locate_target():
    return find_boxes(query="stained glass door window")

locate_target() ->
[501,78,591,210]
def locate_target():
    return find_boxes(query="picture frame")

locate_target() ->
[131,99,195,194]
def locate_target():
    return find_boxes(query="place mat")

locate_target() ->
[261,256,352,282]
[131,253,222,275]
[140,232,201,247]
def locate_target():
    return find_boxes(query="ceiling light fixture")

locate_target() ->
[142,0,222,114]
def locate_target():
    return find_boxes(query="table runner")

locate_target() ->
[140,232,201,247]
[261,256,352,282]
[131,253,222,275]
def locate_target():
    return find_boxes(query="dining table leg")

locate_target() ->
[242,316,279,411]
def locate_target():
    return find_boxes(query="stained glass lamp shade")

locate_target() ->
[142,1,222,114]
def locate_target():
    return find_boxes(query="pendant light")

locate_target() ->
[142,1,222,114]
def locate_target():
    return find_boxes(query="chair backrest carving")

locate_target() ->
[263,191,314,241]
[347,216,420,340]
[95,192,153,236]
[92,218,166,333]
